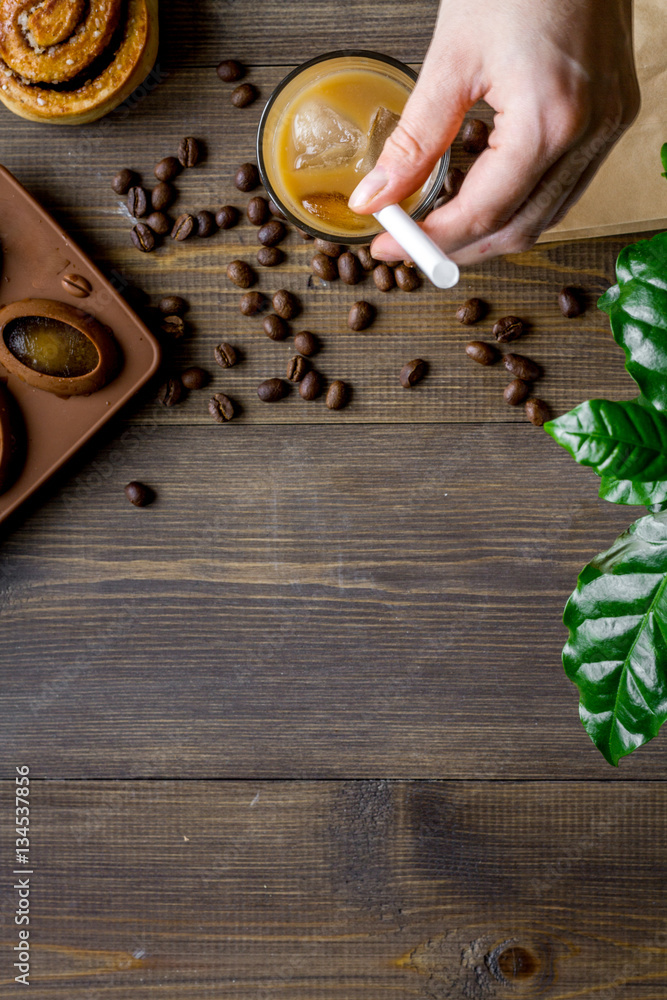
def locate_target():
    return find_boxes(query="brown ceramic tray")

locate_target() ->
[0,165,161,525]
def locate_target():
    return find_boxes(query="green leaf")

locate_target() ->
[598,231,667,409]
[661,142,667,178]
[564,511,667,765]
[544,399,667,480]
[599,475,667,512]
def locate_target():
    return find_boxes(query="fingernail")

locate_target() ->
[370,247,397,262]
[348,166,389,210]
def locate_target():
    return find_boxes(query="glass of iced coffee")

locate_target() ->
[257,51,448,243]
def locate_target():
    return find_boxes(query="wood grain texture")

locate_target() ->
[0,780,665,997]
[2,423,665,779]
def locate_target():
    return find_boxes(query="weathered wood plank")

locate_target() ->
[1,423,664,778]
[1,780,665,997]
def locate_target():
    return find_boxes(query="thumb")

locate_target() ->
[348,62,471,213]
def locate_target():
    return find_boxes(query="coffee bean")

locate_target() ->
[461,117,489,154]
[273,289,300,320]
[559,286,584,318]
[154,156,181,182]
[456,298,487,325]
[257,378,287,402]
[338,251,362,285]
[294,331,318,356]
[209,392,235,422]
[157,376,183,406]
[299,370,323,400]
[227,259,255,288]
[465,341,499,365]
[178,136,200,168]
[61,273,91,297]
[525,397,550,426]
[258,220,286,246]
[504,353,542,381]
[171,213,196,241]
[357,245,376,270]
[297,228,313,240]
[125,481,154,507]
[145,211,171,235]
[214,342,238,368]
[400,358,427,388]
[257,246,284,267]
[196,210,217,237]
[286,355,310,382]
[493,316,524,343]
[311,252,338,281]
[151,181,175,212]
[112,168,137,194]
[235,163,260,192]
[395,264,421,291]
[314,238,344,257]
[268,200,286,219]
[160,314,186,339]
[326,380,348,410]
[131,223,156,253]
[443,166,465,197]
[159,295,187,316]
[181,367,209,390]
[263,314,289,341]
[239,290,266,316]
[216,205,239,229]
[127,186,148,217]
[504,378,531,406]
[217,59,244,82]
[348,301,375,331]
[247,196,269,225]
[373,263,395,292]
[231,82,257,107]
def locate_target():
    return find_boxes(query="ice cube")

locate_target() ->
[301,192,370,230]
[359,106,400,173]
[293,100,362,169]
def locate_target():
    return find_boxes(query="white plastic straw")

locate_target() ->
[373,203,460,290]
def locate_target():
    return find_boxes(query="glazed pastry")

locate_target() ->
[0,0,159,125]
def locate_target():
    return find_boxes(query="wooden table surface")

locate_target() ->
[1,2,666,997]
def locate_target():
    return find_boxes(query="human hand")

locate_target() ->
[349,0,639,266]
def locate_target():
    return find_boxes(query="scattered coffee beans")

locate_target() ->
[257,246,284,267]
[493,316,524,343]
[112,168,137,194]
[178,136,200,168]
[373,263,395,292]
[338,251,362,285]
[263,314,289,341]
[268,200,286,219]
[159,295,187,316]
[181,367,209,390]
[286,355,310,382]
[171,213,196,241]
[160,314,186,339]
[357,245,376,270]
[231,82,257,107]
[525,397,550,426]
[466,341,499,365]
[443,166,465,198]
[247,196,269,225]
[209,392,235,422]
[217,59,244,82]
[258,220,286,246]
[312,253,338,281]
[239,290,266,316]
[154,156,181,182]
[273,289,300,320]
[145,211,171,235]
[131,223,156,253]
[348,301,375,331]
[227,259,255,288]
[297,228,313,240]
[461,118,489,154]
[504,353,542,381]
[125,481,154,507]
[395,264,421,291]
[214,342,238,368]
[504,378,531,406]
[299,370,323,400]
[157,376,183,406]
[326,380,348,409]
[235,163,259,192]
[196,210,217,237]
[61,273,91,297]
[559,286,584,318]
[314,238,344,257]
[456,298,487,325]
[216,205,239,229]
[151,181,175,211]
[257,378,287,402]
[294,331,318,356]
[127,185,147,217]
[400,359,427,388]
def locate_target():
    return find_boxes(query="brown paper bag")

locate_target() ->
[539,0,667,243]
